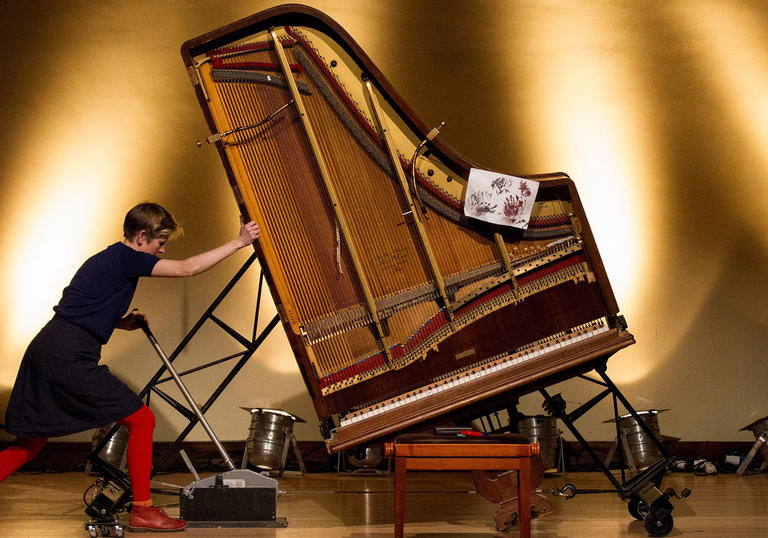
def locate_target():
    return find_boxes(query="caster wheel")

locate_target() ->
[113,525,124,538]
[627,495,648,521]
[644,511,674,537]
[85,524,98,538]
[100,525,111,537]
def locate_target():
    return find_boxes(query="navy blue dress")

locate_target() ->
[5,242,159,437]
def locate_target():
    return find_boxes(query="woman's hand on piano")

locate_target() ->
[237,219,261,247]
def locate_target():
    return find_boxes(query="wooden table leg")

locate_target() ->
[394,456,407,538]
[517,460,531,538]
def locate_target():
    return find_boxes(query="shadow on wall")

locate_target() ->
[639,228,768,440]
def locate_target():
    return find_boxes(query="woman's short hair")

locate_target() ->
[123,202,182,241]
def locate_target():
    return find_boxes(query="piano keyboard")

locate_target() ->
[338,317,610,428]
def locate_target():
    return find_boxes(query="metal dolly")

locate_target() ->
[476,360,690,537]
[538,362,690,536]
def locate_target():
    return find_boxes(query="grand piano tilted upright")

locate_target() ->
[180,5,685,535]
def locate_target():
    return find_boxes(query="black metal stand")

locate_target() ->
[537,359,689,537]
[85,252,280,530]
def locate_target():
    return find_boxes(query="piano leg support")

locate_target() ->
[472,464,552,531]
[538,362,686,537]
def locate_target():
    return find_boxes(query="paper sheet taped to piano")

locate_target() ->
[181,5,635,452]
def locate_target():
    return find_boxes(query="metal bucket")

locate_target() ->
[91,423,129,469]
[245,409,296,470]
[517,415,559,469]
[618,411,662,469]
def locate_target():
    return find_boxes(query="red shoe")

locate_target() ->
[129,505,187,532]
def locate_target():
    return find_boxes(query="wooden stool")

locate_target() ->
[385,434,540,538]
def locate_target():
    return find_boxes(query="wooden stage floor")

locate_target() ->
[0,470,766,537]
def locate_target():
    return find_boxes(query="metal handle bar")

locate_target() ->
[140,322,235,471]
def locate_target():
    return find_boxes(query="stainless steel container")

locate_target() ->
[517,415,560,469]
[244,409,298,471]
[618,410,663,470]
[91,423,129,469]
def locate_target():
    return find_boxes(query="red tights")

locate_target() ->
[0,436,47,482]
[0,405,155,503]
[117,404,156,503]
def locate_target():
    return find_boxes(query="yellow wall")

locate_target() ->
[1,1,766,445]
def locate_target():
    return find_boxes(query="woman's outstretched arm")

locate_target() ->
[151,220,260,278]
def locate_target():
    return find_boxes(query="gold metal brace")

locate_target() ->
[270,29,391,356]
[493,232,519,292]
[188,59,210,101]
[363,80,453,316]
[569,212,583,238]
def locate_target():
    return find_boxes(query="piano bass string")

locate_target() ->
[182,7,634,451]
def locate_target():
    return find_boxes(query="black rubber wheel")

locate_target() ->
[627,495,647,520]
[644,511,674,536]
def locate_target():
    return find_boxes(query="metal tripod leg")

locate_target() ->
[604,429,638,472]
[737,433,768,475]
[290,433,307,474]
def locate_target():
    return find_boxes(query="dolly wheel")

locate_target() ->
[85,524,98,538]
[627,495,647,521]
[644,511,674,537]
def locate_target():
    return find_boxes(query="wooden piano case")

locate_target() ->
[181,5,634,452]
